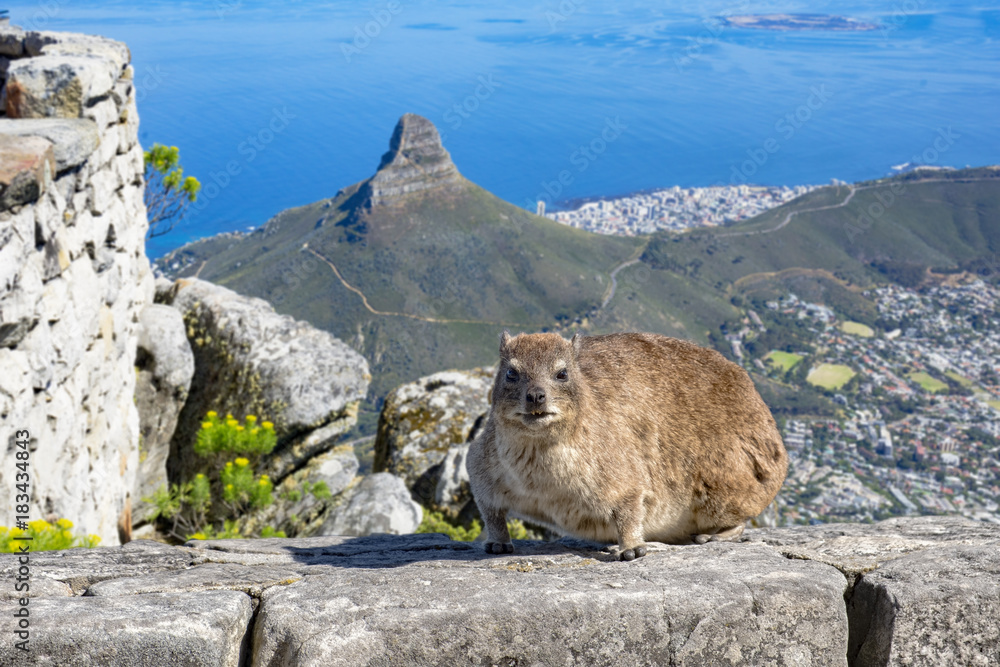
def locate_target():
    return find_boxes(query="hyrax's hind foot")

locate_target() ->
[619,545,648,561]
[693,524,745,545]
[485,542,513,555]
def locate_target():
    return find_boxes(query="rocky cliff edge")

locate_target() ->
[0,515,997,666]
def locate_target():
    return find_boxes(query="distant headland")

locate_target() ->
[722,14,881,32]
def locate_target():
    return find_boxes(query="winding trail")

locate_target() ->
[306,246,532,327]
[716,185,857,238]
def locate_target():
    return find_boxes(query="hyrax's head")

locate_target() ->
[492,331,584,433]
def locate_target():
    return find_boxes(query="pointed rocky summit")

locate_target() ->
[362,113,464,207]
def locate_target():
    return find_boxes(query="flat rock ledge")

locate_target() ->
[0,516,996,666]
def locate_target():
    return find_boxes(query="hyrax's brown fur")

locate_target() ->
[466,331,787,560]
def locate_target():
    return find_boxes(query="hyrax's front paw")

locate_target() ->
[485,542,514,555]
[619,545,648,561]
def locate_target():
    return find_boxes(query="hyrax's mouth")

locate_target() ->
[517,410,557,424]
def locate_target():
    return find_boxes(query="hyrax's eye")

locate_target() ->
[505,368,519,382]
[555,369,568,381]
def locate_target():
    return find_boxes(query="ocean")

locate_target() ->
[5,0,999,258]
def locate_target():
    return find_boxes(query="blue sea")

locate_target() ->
[7,0,999,258]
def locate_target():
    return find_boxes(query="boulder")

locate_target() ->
[242,445,361,538]
[319,472,422,537]
[373,368,492,519]
[158,278,370,484]
[5,55,117,119]
[0,118,100,172]
[133,304,195,525]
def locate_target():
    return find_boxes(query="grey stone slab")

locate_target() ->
[0,590,252,666]
[0,540,202,594]
[848,544,1000,667]
[749,516,1000,584]
[85,562,302,598]
[0,118,99,171]
[251,540,849,666]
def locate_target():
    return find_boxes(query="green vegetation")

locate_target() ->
[146,412,322,541]
[988,400,1000,411]
[766,350,804,372]
[839,321,874,337]
[0,519,100,552]
[945,371,973,388]
[144,143,201,239]
[416,509,532,542]
[807,364,856,390]
[908,371,948,394]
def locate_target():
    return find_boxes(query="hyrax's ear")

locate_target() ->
[570,333,583,355]
[499,330,512,352]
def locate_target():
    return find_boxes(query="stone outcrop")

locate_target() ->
[319,471,422,537]
[361,113,465,208]
[1,516,996,666]
[133,303,195,525]
[0,26,151,545]
[156,277,371,485]
[373,368,493,521]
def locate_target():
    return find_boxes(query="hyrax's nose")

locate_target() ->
[526,388,546,406]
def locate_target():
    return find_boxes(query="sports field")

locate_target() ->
[945,371,973,387]
[766,350,804,372]
[908,371,948,394]
[806,364,856,390]
[839,321,874,337]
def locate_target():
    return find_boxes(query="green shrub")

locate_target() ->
[0,519,100,552]
[416,509,534,542]
[145,412,319,542]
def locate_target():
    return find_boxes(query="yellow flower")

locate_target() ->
[196,473,206,479]
[61,530,72,540]
[235,457,249,467]
[258,478,269,486]
[206,411,218,418]
[262,421,274,430]
[226,419,238,427]
[189,532,207,540]
[236,426,245,432]
[225,461,233,468]
[28,519,49,533]
[246,415,257,423]
[201,422,213,429]
[56,518,74,529]
[226,483,235,490]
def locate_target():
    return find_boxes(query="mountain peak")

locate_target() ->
[364,114,463,207]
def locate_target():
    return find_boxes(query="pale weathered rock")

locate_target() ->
[0,27,147,545]
[373,367,492,518]
[243,445,361,538]
[133,304,195,524]
[0,591,253,666]
[0,118,99,172]
[320,472,422,537]
[5,55,116,119]
[0,133,54,208]
[749,515,1000,585]
[25,30,132,72]
[0,517,990,666]
[251,539,848,666]
[847,544,1000,667]
[161,277,370,483]
[85,562,303,598]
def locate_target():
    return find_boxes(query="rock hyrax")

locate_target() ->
[466,331,787,560]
